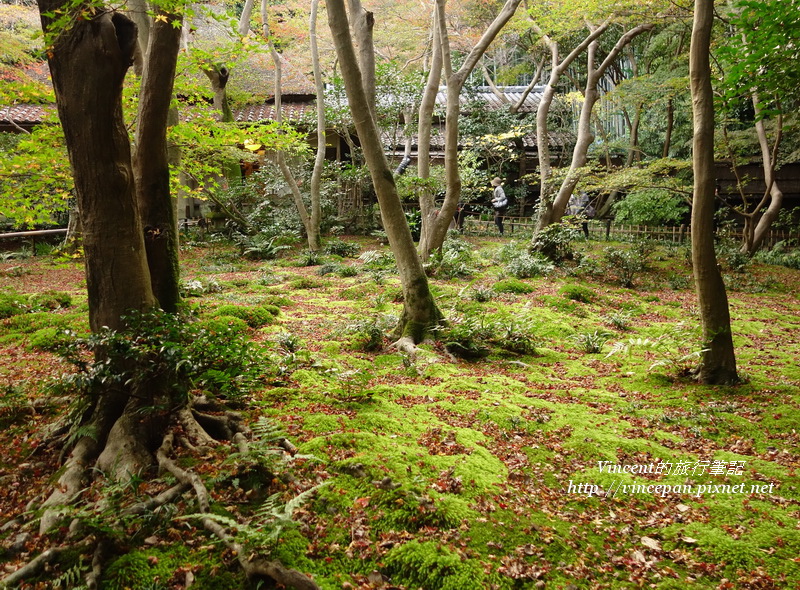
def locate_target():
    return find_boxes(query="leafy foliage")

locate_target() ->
[52,309,269,406]
[613,188,689,227]
[530,222,580,263]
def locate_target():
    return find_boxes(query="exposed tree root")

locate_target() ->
[0,540,93,588]
[392,336,418,356]
[156,433,321,590]
[39,434,99,534]
[15,389,318,589]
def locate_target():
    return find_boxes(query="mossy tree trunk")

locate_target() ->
[328,0,442,346]
[689,0,738,385]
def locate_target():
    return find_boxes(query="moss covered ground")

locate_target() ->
[0,233,798,589]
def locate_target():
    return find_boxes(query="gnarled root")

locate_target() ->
[0,540,94,588]
[156,434,321,590]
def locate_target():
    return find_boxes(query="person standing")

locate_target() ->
[491,177,508,235]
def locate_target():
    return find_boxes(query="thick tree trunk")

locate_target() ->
[689,0,738,384]
[40,5,156,333]
[328,0,442,344]
[37,1,163,527]
[134,10,183,312]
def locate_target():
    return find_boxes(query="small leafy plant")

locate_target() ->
[571,330,612,353]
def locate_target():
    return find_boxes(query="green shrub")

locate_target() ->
[505,251,553,279]
[571,330,611,353]
[428,237,475,279]
[53,310,268,405]
[493,278,534,294]
[753,242,800,269]
[604,311,633,331]
[613,188,689,226]
[323,238,361,258]
[439,314,493,360]
[468,285,494,302]
[602,247,647,288]
[343,316,388,352]
[531,222,580,262]
[295,249,322,267]
[28,290,72,310]
[213,304,279,328]
[559,283,595,303]
[236,234,292,260]
[337,265,359,278]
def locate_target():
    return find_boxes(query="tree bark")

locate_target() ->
[308,0,325,249]
[546,23,653,227]
[202,64,233,123]
[417,1,444,254]
[134,9,183,312]
[744,100,783,254]
[531,21,610,232]
[689,0,738,384]
[40,4,156,332]
[328,0,442,345]
[263,3,320,250]
[418,0,523,259]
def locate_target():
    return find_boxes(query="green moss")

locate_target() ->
[385,540,489,590]
[213,304,278,327]
[193,315,248,335]
[0,291,27,319]
[493,278,534,294]
[28,290,72,310]
[539,294,578,313]
[558,283,595,303]
[103,546,244,590]
[27,326,72,351]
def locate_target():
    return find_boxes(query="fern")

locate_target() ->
[606,324,708,377]
[52,563,88,589]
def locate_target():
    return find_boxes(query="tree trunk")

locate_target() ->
[328,0,442,345]
[37,2,162,526]
[203,64,233,122]
[134,9,183,312]
[689,0,738,384]
[745,101,783,254]
[41,5,156,333]
[308,0,325,249]
[532,22,610,232]
[417,0,445,256]
[547,23,653,226]
[419,0,523,259]
[264,3,320,251]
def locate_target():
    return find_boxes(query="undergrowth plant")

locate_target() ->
[606,323,708,379]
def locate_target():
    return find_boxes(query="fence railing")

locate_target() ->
[463,217,798,247]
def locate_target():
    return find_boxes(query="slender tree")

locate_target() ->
[328,0,443,348]
[417,0,523,260]
[689,0,738,384]
[545,22,654,226]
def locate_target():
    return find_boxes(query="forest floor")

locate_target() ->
[1,232,799,590]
